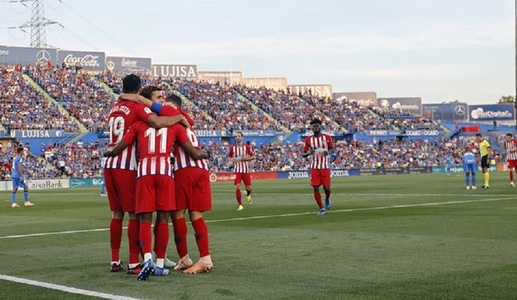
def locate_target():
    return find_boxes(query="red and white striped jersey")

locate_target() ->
[229,144,254,173]
[122,121,182,178]
[105,101,154,170]
[505,139,517,161]
[304,134,334,169]
[174,127,209,171]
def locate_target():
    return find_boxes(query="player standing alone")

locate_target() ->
[229,132,255,211]
[504,133,517,187]
[303,119,334,215]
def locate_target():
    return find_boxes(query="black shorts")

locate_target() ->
[481,155,490,168]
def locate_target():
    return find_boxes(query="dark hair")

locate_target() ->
[122,74,141,93]
[17,147,24,153]
[165,94,182,107]
[141,86,161,100]
[475,133,482,137]
[507,133,513,137]
[310,118,322,125]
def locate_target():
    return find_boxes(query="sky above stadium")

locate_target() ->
[0,0,514,105]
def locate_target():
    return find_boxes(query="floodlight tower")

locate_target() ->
[16,0,58,48]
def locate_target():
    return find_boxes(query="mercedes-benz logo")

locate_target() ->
[36,50,51,64]
[454,105,466,116]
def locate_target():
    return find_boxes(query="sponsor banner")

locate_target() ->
[9,130,65,138]
[105,56,152,74]
[195,130,278,137]
[361,166,432,175]
[198,71,243,85]
[70,177,104,188]
[288,84,332,98]
[468,104,515,121]
[422,103,468,121]
[432,165,497,173]
[7,179,70,190]
[0,45,57,66]
[152,64,197,78]
[331,169,360,177]
[242,77,287,91]
[58,50,105,71]
[365,130,440,137]
[301,130,347,137]
[378,97,422,115]
[278,170,310,180]
[209,172,276,182]
[333,92,377,107]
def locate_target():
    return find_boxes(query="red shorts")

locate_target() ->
[135,174,175,214]
[508,159,517,170]
[310,169,331,187]
[234,172,252,186]
[175,168,212,212]
[104,168,137,212]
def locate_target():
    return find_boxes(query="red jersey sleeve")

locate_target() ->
[303,137,311,152]
[122,121,142,144]
[229,145,234,158]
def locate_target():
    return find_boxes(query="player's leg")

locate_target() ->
[235,174,244,210]
[11,183,19,208]
[244,174,252,205]
[184,210,213,274]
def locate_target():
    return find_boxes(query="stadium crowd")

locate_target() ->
[0,64,500,180]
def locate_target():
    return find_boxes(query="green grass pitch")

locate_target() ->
[1,172,517,299]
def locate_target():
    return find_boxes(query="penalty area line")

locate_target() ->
[0,274,140,300]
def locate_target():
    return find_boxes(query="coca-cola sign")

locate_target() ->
[57,50,105,71]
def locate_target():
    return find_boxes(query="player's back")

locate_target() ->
[105,100,154,170]
[11,156,22,178]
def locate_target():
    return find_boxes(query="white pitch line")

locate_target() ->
[0,275,141,300]
[1,196,514,239]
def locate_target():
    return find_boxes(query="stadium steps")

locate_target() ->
[99,81,120,100]
[22,74,89,133]
[299,95,348,134]
[235,92,291,135]
[162,82,216,123]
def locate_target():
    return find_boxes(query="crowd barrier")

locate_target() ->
[0,164,507,191]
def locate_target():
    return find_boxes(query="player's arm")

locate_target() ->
[181,141,209,160]
[242,147,255,161]
[228,147,236,163]
[103,140,131,157]
[302,140,313,158]
[146,114,190,129]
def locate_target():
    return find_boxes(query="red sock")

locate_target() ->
[324,189,331,200]
[314,191,323,209]
[510,171,514,182]
[110,218,123,262]
[139,221,152,255]
[153,217,159,253]
[236,189,243,205]
[154,223,169,259]
[127,218,140,264]
[192,218,210,257]
[173,218,188,258]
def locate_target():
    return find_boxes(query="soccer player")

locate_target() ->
[445,154,451,176]
[504,133,517,187]
[104,74,187,274]
[163,94,214,274]
[463,147,477,190]
[11,147,34,208]
[303,118,334,215]
[475,133,491,189]
[104,116,207,280]
[100,156,107,196]
[229,132,255,211]
[118,92,213,273]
